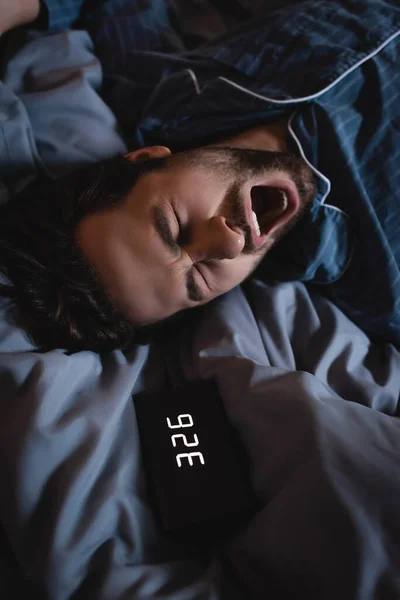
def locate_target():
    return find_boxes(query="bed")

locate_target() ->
[0,1,400,598]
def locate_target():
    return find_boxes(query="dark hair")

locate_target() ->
[0,154,165,353]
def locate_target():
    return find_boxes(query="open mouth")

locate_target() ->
[250,185,289,236]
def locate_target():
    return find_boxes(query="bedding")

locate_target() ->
[0,1,400,598]
[0,278,400,599]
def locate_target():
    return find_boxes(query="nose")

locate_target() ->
[188,216,245,261]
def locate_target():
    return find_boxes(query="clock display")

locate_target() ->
[134,379,255,535]
[167,413,205,467]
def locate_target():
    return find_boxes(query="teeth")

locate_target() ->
[252,210,261,236]
[281,191,288,210]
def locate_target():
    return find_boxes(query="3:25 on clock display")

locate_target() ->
[166,413,206,467]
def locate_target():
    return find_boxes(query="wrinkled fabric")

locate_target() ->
[0,296,227,598]
[0,277,400,598]
[42,0,84,31]
[0,30,126,203]
[0,2,400,598]
[166,280,400,599]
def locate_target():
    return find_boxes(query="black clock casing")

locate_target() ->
[134,379,255,541]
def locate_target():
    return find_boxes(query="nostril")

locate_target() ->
[214,215,236,234]
[225,218,237,232]
[210,216,244,259]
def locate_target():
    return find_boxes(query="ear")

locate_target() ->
[125,146,172,163]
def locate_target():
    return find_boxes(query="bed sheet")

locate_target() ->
[0,278,399,598]
[0,2,400,598]
[169,280,400,598]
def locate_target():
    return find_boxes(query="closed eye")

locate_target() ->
[155,202,206,303]
[166,204,212,303]
[186,267,205,302]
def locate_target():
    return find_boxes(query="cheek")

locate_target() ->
[175,173,226,215]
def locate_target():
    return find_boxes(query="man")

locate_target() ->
[0,0,399,352]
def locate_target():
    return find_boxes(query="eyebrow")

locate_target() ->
[152,205,205,303]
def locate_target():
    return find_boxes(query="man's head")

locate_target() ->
[0,141,316,352]
[77,145,316,325]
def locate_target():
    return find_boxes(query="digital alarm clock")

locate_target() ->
[134,379,256,541]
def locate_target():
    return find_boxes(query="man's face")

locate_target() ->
[76,146,316,325]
